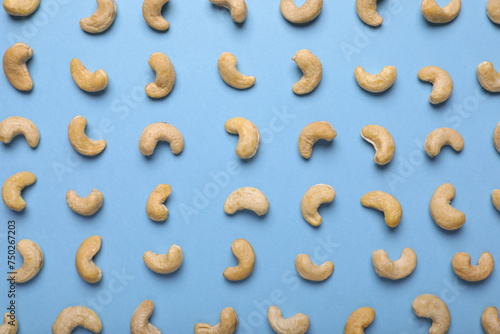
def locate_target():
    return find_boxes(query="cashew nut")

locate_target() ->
[2,171,36,211]
[66,189,103,216]
[0,116,39,148]
[223,239,255,281]
[356,0,383,26]
[143,0,170,31]
[492,189,500,211]
[0,312,17,334]
[146,184,171,221]
[372,248,416,280]
[210,0,247,23]
[424,127,464,158]
[488,0,500,24]
[225,117,259,159]
[138,122,184,156]
[412,294,450,334]
[267,305,309,334]
[224,187,269,216]
[344,307,375,334]
[52,306,102,334]
[482,306,500,334]
[131,300,161,334]
[143,244,183,274]
[494,121,500,153]
[80,0,117,33]
[218,52,255,89]
[451,252,494,282]
[429,183,465,230]
[194,307,238,334]
[361,125,395,165]
[3,0,39,16]
[421,0,460,23]
[280,0,322,24]
[295,254,333,281]
[3,42,33,91]
[477,61,500,93]
[292,49,322,95]
[418,66,453,104]
[361,191,402,228]
[355,66,397,93]
[301,184,335,227]
[70,59,108,92]
[75,235,102,283]
[298,121,336,159]
[146,52,176,98]
[10,239,43,283]
[68,115,106,156]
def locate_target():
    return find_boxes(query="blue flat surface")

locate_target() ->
[1,0,500,332]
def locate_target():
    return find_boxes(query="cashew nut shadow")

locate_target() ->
[3,42,33,91]
[361,125,395,165]
[223,239,255,281]
[143,244,183,274]
[267,305,309,334]
[210,0,247,23]
[424,127,463,158]
[298,121,336,159]
[146,52,175,98]
[75,235,102,283]
[52,306,102,334]
[356,0,383,26]
[301,184,335,227]
[146,184,171,221]
[412,294,450,334]
[2,171,36,211]
[361,191,402,228]
[418,66,453,104]
[292,49,322,95]
[429,183,465,230]
[68,115,106,156]
[10,239,43,283]
[421,0,461,24]
[344,307,375,334]
[138,122,184,156]
[143,0,170,31]
[0,116,39,148]
[194,307,238,334]
[218,52,255,89]
[131,300,161,334]
[80,0,117,33]
[225,117,260,159]
[452,252,494,282]
[295,254,333,281]
[280,0,323,24]
[372,248,416,280]
[66,189,103,216]
[224,187,269,216]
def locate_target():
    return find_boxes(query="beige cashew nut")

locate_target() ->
[267,305,309,334]
[194,307,238,334]
[143,244,183,274]
[292,49,322,95]
[477,61,500,93]
[361,125,395,165]
[223,239,255,281]
[210,0,247,23]
[418,66,453,104]
[0,312,17,334]
[295,254,333,281]
[492,189,500,211]
[0,116,39,148]
[225,117,259,159]
[361,191,402,228]
[355,66,397,93]
[80,0,117,33]
[429,183,465,230]
[10,239,43,283]
[146,184,171,221]
[2,171,36,211]
[344,307,375,334]
[424,128,464,158]
[488,0,500,24]
[68,116,106,156]
[70,59,108,92]
[146,52,176,98]
[52,306,102,334]
[494,121,500,153]
[280,0,322,24]
[224,187,269,216]
[372,248,416,280]
[130,300,161,334]
[421,0,460,23]
[138,122,184,156]
[482,307,500,334]
[66,189,103,216]
[143,0,170,31]
[3,0,39,15]
[3,42,33,92]
[298,121,336,159]
[452,252,494,282]
[218,52,255,89]
[356,0,383,26]
[412,294,450,334]
[75,235,102,283]
[301,184,335,227]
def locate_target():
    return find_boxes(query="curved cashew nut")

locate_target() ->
[210,0,247,23]
[143,244,183,274]
[280,0,322,24]
[424,127,463,158]
[2,171,36,211]
[477,61,500,93]
[80,0,117,33]
[66,189,103,216]
[225,117,259,159]
[356,0,383,26]
[488,0,500,24]
[298,121,336,159]
[138,122,184,156]
[267,305,309,334]
[70,59,108,92]
[418,66,453,104]
[492,189,500,211]
[0,116,39,148]
[344,307,375,334]
[361,191,402,228]
[412,294,450,334]
[429,183,465,230]
[146,184,171,221]
[194,307,238,334]
[3,0,39,16]
[143,0,170,31]
[3,43,33,92]
[131,300,161,334]
[361,125,395,165]
[295,254,333,281]
[292,49,322,95]
[0,312,17,334]
[421,0,460,23]
[372,248,416,280]
[223,239,255,281]
[75,235,102,283]
[494,121,500,153]
[301,184,335,227]
[451,252,494,282]
[52,306,102,334]
[68,116,106,156]
[355,66,397,93]
[10,239,43,283]
[146,52,175,98]
[224,187,269,216]
[482,307,500,334]
[218,52,255,89]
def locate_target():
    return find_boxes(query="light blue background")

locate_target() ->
[1,0,500,332]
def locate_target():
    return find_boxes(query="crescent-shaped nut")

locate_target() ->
[418,66,453,104]
[267,305,309,334]
[2,171,36,211]
[68,116,106,156]
[429,183,465,230]
[298,121,336,159]
[70,59,108,92]
[372,248,416,280]
[210,0,247,23]
[218,52,255,89]
[482,306,500,334]
[424,127,464,158]
[143,0,170,31]
[412,295,450,334]
[223,239,255,281]
[421,0,460,23]
[131,300,161,334]
[3,0,39,16]
[488,0,500,24]
[194,307,238,334]
[492,189,500,211]
[295,254,333,281]
[0,312,17,333]
[494,121,500,153]
[138,122,184,156]
[224,187,269,216]
[477,61,500,93]
[361,191,402,228]
[344,307,375,334]
[3,42,33,92]
[361,125,395,165]
[146,52,175,98]
[66,189,103,216]
[80,0,117,33]
[301,184,335,227]
[146,184,171,222]
[75,235,102,284]
[10,239,43,283]
[355,66,396,93]
[0,116,39,148]
[356,0,383,26]
[451,252,494,282]
[292,49,322,95]
[225,117,260,159]
[52,306,102,334]
[280,0,322,24]
[143,244,183,274]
